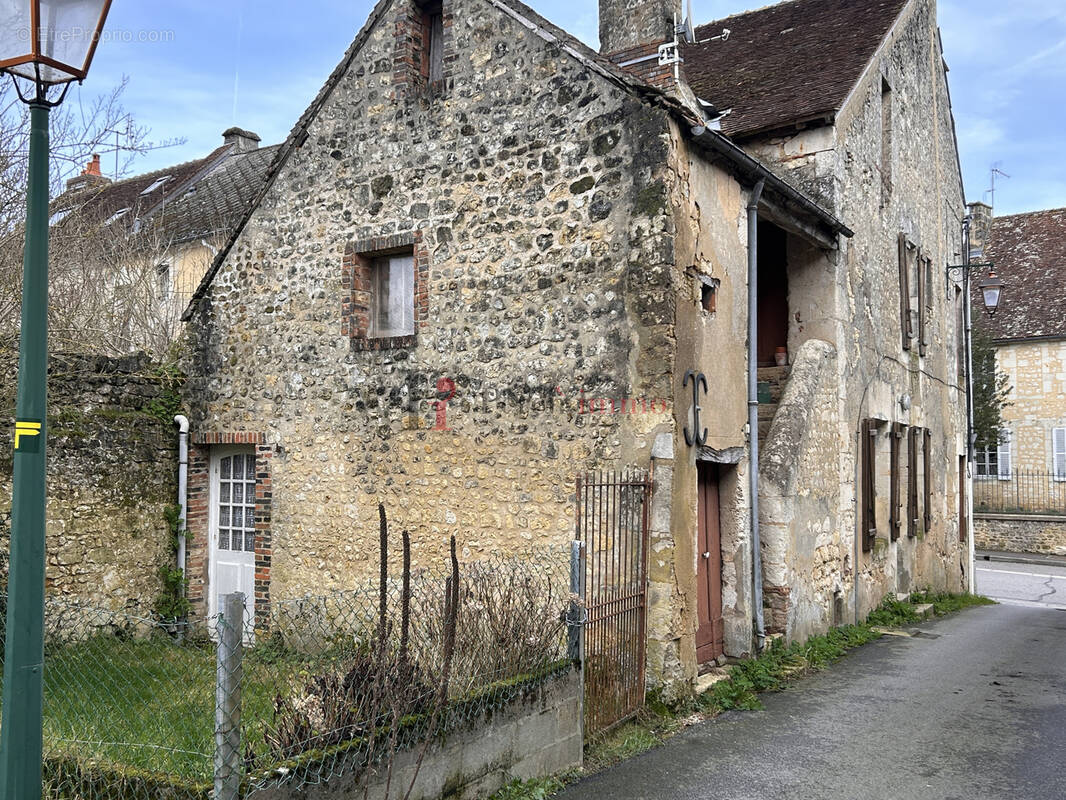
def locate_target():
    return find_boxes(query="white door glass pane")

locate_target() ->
[244,531,256,552]
[218,529,229,550]
[221,456,231,479]
[245,457,256,479]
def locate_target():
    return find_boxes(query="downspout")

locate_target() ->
[747,179,767,651]
[962,216,976,593]
[174,415,189,577]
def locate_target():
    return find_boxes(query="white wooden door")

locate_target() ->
[209,447,256,639]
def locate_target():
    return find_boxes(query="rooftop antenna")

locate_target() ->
[985,163,1010,207]
[101,119,186,180]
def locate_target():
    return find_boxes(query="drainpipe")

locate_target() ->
[747,179,766,652]
[174,415,189,576]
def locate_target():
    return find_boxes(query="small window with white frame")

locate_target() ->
[976,428,1011,480]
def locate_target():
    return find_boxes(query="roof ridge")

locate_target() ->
[991,207,1066,220]
[79,144,232,194]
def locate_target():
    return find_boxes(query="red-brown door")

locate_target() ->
[696,462,724,663]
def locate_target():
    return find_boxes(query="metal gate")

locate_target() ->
[576,468,653,734]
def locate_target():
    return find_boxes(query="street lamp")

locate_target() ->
[0,3,113,798]
[977,269,1005,316]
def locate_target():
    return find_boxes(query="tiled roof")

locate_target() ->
[979,208,1066,342]
[681,0,909,138]
[56,146,231,228]
[154,145,280,244]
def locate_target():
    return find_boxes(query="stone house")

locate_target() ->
[180,0,969,692]
[968,204,1066,555]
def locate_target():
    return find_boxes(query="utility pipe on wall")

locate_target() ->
[174,415,189,576]
[747,179,767,652]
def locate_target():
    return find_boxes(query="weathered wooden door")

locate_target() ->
[696,462,724,663]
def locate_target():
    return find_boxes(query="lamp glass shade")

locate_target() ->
[981,285,1001,312]
[978,271,1005,314]
[0,0,112,86]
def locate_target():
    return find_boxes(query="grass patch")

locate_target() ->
[491,589,994,800]
[909,590,996,615]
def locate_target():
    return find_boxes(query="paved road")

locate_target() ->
[976,560,1066,609]
[559,604,1066,800]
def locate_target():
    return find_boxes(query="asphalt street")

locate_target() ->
[559,603,1066,800]
[976,559,1066,609]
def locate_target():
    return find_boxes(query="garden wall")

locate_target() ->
[974,514,1066,556]
[0,351,178,613]
[251,666,583,800]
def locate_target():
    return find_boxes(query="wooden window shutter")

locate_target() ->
[862,419,877,552]
[908,427,919,537]
[917,249,927,356]
[898,233,911,350]
[923,428,932,530]
[890,422,904,540]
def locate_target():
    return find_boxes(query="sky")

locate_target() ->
[73,0,1066,217]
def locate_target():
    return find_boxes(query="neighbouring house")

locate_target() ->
[180,0,969,697]
[43,127,277,356]
[0,130,277,615]
[968,203,1066,555]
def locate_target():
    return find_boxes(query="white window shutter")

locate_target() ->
[1054,428,1066,481]
[997,430,1011,480]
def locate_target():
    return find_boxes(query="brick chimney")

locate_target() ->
[222,127,261,153]
[967,201,993,259]
[599,0,682,87]
[64,153,111,193]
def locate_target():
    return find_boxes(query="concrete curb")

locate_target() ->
[976,550,1066,569]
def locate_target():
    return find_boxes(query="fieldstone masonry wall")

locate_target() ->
[975,515,1066,557]
[184,0,681,623]
[0,352,176,613]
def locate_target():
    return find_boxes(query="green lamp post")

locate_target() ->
[0,3,113,797]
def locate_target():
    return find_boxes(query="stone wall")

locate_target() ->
[183,0,682,617]
[759,338,844,641]
[0,352,177,613]
[251,667,582,800]
[996,339,1066,473]
[975,514,1066,557]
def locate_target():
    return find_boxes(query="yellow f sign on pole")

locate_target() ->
[14,420,42,453]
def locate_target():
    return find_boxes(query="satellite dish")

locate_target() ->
[683,0,696,43]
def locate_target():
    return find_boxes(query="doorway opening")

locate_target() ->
[696,462,725,664]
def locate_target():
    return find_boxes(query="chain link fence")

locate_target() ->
[8,513,571,799]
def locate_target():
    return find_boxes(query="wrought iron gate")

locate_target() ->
[576,468,653,734]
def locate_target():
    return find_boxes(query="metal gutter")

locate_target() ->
[689,125,854,241]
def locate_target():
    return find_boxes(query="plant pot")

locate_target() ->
[774,347,788,367]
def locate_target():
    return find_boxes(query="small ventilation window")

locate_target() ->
[696,273,719,314]
[105,208,130,225]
